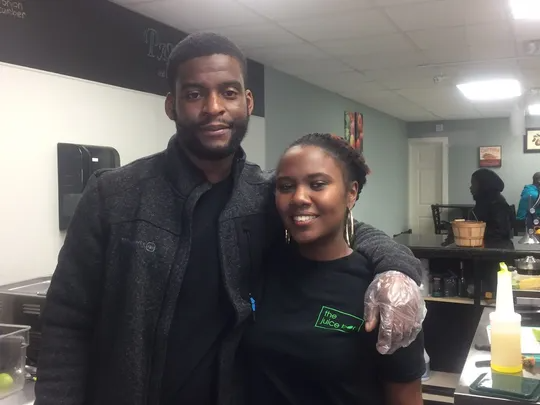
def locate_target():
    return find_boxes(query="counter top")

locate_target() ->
[394,234,540,259]
[455,308,540,405]
[0,382,34,405]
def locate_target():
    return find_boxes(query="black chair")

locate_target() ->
[431,205,452,235]
[507,204,523,236]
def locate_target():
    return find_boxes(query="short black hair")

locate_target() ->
[166,32,248,92]
[533,172,540,185]
[286,133,370,200]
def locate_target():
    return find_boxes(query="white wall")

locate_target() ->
[0,63,265,284]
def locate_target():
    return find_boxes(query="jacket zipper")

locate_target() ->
[244,229,257,322]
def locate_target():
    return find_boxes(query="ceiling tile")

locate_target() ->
[466,22,513,45]
[353,98,438,121]
[398,87,462,103]
[271,59,354,77]
[521,69,540,88]
[387,103,441,118]
[110,0,156,4]
[246,43,329,65]
[315,33,415,57]
[353,90,405,104]
[474,99,517,117]
[372,0,433,5]
[392,112,440,122]
[407,26,467,50]
[519,58,540,70]
[449,60,521,82]
[201,24,302,49]
[302,72,374,93]
[469,42,516,61]
[365,67,443,90]
[237,0,373,22]
[339,81,391,100]
[397,87,481,117]
[513,20,540,41]
[278,10,396,42]
[467,22,516,60]
[344,51,427,71]
[422,47,471,64]
[464,0,509,25]
[112,0,529,122]
[385,0,468,31]
[124,0,266,31]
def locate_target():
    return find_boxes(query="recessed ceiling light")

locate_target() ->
[456,79,522,101]
[528,104,540,115]
[509,0,540,20]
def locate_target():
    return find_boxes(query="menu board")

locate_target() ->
[0,0,265,117]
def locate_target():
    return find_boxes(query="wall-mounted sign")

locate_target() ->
[479,146,502,168]
[0,1,265,117]
[525,128,540,153]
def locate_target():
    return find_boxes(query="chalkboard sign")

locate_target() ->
[0,0,265,117]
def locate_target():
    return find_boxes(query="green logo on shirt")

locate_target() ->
[314,306,364,333]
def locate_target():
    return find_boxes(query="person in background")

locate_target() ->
[35,33,425,405]
[470,168,513,241]
[517,172,540,220]
[242,133,424,405]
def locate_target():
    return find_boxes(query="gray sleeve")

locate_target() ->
[36,174,106,405]
[352,222,422,284]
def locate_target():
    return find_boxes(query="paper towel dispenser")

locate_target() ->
[57,143,120,230]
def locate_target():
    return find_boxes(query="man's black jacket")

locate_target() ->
[35,136,421,405]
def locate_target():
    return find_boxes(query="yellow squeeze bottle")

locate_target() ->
[490,262,522,374]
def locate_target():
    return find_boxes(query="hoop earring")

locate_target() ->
[285,229,291,244]
[345,208,354,247]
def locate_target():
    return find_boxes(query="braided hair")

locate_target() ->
[286,133,370,200]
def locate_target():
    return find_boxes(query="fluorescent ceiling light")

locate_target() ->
[456,79,522,101]
[528,104,540,115]
[509,0,540,20]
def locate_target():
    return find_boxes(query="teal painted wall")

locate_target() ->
[407,117,540,208]
[263,67,410,236]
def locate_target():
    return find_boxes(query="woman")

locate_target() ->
[469,169,513,241]
[242,133,425,405]
[517,172,540,220]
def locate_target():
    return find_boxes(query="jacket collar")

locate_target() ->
[164,134,247,197]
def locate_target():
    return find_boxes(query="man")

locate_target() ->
[36,33,424,405]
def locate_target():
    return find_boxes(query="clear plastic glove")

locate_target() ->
[364,271,426,355]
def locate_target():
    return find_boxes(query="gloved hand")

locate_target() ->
[364,271,426,355]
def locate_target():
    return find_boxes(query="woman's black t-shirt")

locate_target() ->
[241,249,425,405]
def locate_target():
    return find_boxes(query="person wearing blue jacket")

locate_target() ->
[517,172,540,220]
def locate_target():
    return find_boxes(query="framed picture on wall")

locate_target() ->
[344,111,364,151]
[479,146,502,168]
[524,128,540,153]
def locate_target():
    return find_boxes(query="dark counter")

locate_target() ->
[394,234,540,259]
[455,308,540,405]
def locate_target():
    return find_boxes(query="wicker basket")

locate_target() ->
[451,220,486,247]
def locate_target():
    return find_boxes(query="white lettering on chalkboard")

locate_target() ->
[0,0,26,19]
[144,28,174,62]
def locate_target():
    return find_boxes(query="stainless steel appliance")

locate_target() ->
[0,277,50,365]
[515,256,540,275]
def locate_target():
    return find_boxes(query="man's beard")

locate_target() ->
[175,114,250,161]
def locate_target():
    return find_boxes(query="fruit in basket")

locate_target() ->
[0,373,13,391]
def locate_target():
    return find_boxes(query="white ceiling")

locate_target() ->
[111,0,540,122]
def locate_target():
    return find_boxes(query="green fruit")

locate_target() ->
[0,373,13,390]
[532,328,540,342]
